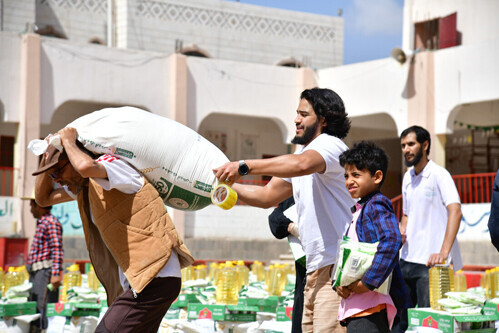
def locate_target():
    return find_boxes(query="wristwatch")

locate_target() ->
[238,160,250,176]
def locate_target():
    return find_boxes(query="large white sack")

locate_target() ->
[67,106,229,211]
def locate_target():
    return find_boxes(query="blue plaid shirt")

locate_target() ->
[353,191,411,316]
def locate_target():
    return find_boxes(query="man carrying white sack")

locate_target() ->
[33,127,194,333]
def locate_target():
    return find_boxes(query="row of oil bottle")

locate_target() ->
[181,260,295,305]
[0,263,102,302]
[429,265,499,310]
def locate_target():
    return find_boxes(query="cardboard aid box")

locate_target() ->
[241,296,281,313]
[408,308,498,332]
[187,304,259,322]
[276,306,293,321]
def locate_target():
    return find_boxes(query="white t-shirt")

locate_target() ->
[284,134,354,273]
[67,154,181,290]
[401,160,462,270]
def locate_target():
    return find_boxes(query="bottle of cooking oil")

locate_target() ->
[208,262,219,283]
[494,267,499,299]
[216,261,239,305]
[265,264,273,290]
[214,262,224,287]
[429,264,454,310]
[195,265,207,280]
[61,264,82,302]
[87,264,100,291]
[235,260,249,290]
[454,270,467,292]
[484,268,497,300]
[181,265,195,281]
[0,267,4,295]
[251,260,265,282]
[3,267,20,294]
[268,264,286,296]
[18,266,29,284]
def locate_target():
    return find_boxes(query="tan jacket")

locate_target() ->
[77,178,194,305]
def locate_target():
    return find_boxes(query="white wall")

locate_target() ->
[318,58,408,134]
[0,32,22,123]
[199,114,288,162]
[434,42,499,133]
[33,0,343,69]
[2,0,35,34]
[186,57,301,142]
[35,0,107,43]
[403,0,499,49]
[39,37,173,123]
[185,205,276,240]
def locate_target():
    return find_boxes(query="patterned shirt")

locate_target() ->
[27,213,64,277]
[354,191,411,316]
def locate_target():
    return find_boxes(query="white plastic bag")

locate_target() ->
[332,236,391,295]
[67,107,229,211]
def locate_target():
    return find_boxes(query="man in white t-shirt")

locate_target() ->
[394,125,462,332]
[214,88,354,332]
[34,127,193,333]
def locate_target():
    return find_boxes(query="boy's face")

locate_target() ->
[344,164,382,199]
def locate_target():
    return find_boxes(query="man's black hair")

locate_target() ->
[339,140,389,188]
[300,88,351,139]
[400,125,431,155]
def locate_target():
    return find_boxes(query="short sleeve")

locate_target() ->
[402,172,409,215]
[93,155,144,194]
[437,169,461,206]
[304,134,346,175]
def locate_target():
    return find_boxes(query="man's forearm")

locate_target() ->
[440,203,462,256]
[233,183,289,208]
[35,157,55,206]
[245,150,325,178]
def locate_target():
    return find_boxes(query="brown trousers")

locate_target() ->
[95,277,181,333]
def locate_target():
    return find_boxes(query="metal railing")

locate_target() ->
[453,172,496,204]
[390,172,496,220]
[391,194,403,220]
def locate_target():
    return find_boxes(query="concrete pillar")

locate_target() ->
[17,33,41,241]
[406,52,446,167]
[298,67,317,93]
[168,53,188,238]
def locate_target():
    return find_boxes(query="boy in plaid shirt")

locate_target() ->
[25,198,63,331]
[335,141,409,332]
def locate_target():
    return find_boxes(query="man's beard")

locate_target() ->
[405,147,423,167]
[291,119,320,145]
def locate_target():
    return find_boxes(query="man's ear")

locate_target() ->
[374,170,383,185]
[423,140,429,155]
[319,117,327,131]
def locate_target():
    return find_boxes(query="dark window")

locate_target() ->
[182,51,208,58]
[414,12,459,51]
[0,136,14,167]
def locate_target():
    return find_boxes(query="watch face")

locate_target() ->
[239,162,249,175]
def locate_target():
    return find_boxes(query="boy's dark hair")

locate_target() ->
[339,140,389,188]
[400,125,431,155]
[300,88,351,139]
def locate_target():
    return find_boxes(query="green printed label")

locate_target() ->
[153,178,213,211]
[166,185,212,211]
[114,147,134,159]
[154,177,174,200]
[194,181,213,193]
